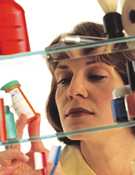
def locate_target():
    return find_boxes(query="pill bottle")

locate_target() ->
[0,0,30,54]
[1,80,36,122]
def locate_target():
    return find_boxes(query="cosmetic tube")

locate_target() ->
[112,86,131,122]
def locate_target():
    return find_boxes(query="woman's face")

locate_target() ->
[54,56,124,139]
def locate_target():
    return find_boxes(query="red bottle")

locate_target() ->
[0,0,30,54]
[125,93,135,120]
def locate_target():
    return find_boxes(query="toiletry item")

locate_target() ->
[0,98,7,143]
[125,92,135,120]
[48,145,61,175]
[5,105,16,140]
[122,2,135,110]
[34,152,48,175]
[125,60,135,120]
[0,91,12,143]
[122,0,135,35]
[0,0,30,54]
[112,86,131,122]
[126,60,135,91]
[61,35,106,44]
[97,0,124,38]
[1,80,37,122]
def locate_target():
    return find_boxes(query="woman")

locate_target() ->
[46,22,135,175]
[0,22,135,175]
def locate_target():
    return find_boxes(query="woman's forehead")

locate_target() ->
[55,56,95,68]
[54,57,113,72]
[48,45,113,64]
[65,46,111,58]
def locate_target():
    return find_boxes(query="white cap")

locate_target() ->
[4,93,12,107]
[112,85,131,99]
[0,91,12,106]
[0,90,6,98]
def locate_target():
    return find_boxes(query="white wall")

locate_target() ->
[0,0,105,151]
[16,0,104,51]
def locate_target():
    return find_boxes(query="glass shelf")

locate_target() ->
[0,35,135,147]
[0,50,46,61]
[0,35,134,60]
[1,120,135,147]
[45,35,135,59]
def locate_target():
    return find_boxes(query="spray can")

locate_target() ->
[1,80,37,122]
[0,0,30,54]
[112,86,131,122]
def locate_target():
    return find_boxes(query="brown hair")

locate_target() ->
[46,22,135,145]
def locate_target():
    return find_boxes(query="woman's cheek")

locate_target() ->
[55,88,65,110]
[55,86,64,96]
[95,89,113,117]
[95,86,113,102]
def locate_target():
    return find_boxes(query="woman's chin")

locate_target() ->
[63,127,92,140]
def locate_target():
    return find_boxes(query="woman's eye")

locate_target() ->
[57,77,71,86]
[87,74,107,81]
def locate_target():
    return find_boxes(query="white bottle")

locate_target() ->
[1,80,36,122]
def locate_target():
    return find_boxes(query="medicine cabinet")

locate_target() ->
[0,36,135,150]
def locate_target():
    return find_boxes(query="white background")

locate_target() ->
[16,0,104,51]
[0,0,106,151]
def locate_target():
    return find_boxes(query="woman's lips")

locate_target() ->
[65,107,95,118]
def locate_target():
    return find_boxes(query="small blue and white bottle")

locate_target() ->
[112,85,131,122]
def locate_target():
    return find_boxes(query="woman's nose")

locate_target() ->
[66,76,88,100]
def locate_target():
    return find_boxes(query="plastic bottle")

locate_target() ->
[5,105,17,140]
[1,80,36,122]
[0,0,30,54]
[112,85,131,122]
[0,97,7,143]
